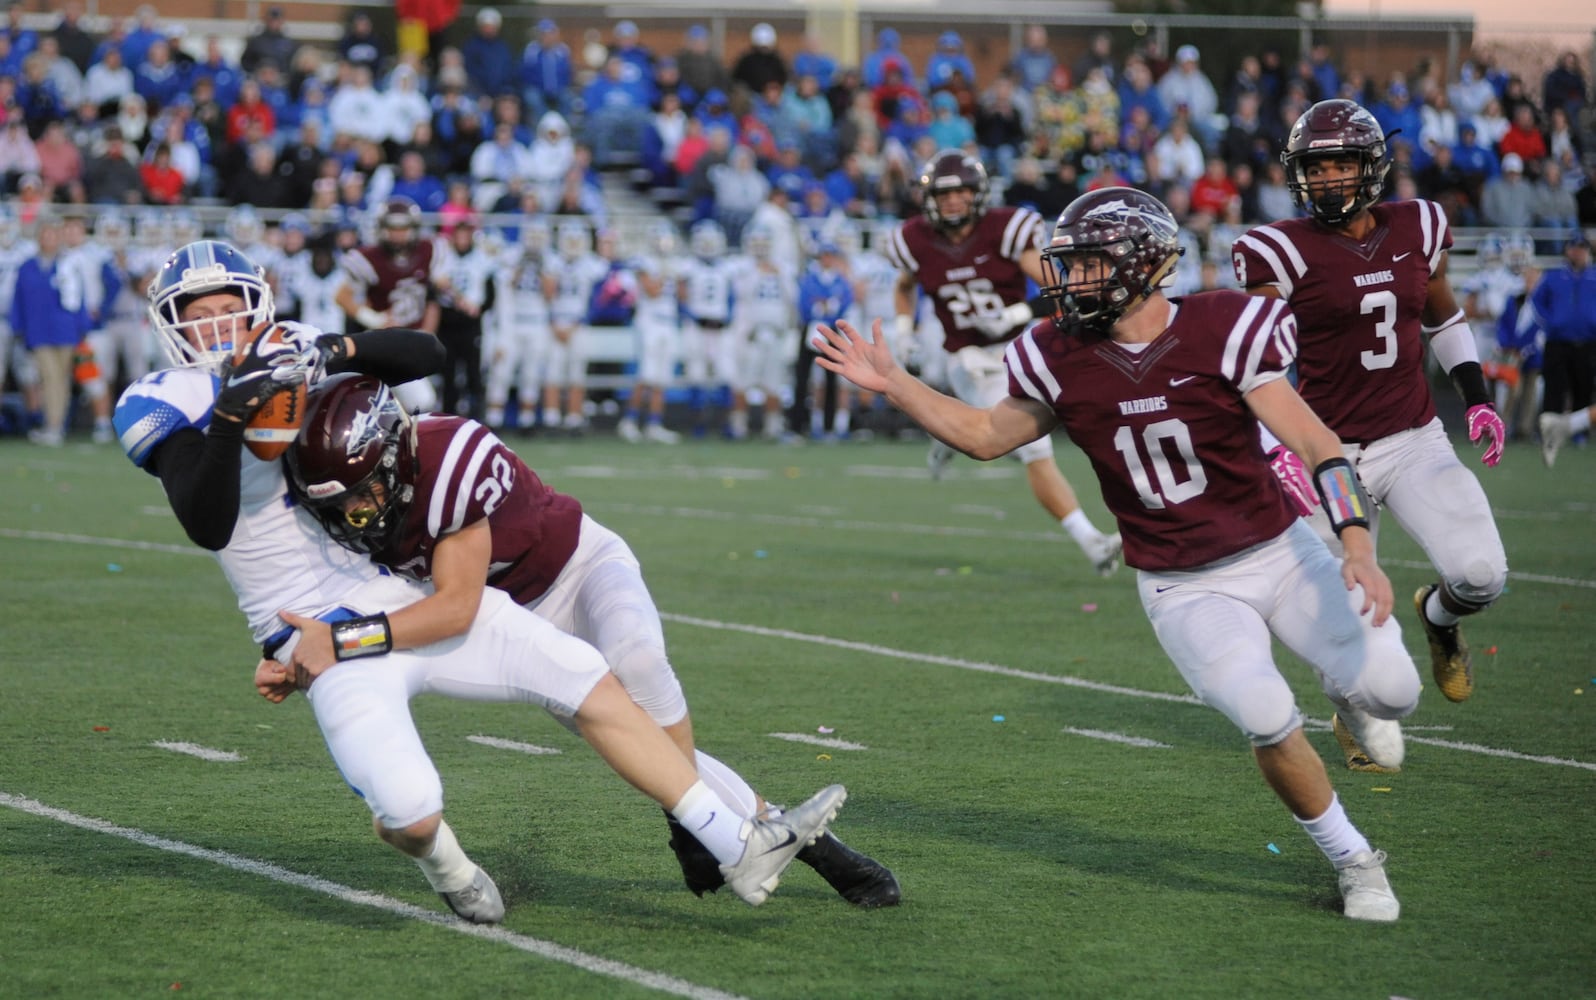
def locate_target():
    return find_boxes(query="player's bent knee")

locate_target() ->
[1349,644,1422,720]
[369,769,445,832]
[1212,675,1300,747]
[607,634,687,726]
[1448,558,1506,612]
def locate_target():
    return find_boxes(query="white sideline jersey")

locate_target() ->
[679,257,737,325]
[0,238,38,321]
[113,367,378,643]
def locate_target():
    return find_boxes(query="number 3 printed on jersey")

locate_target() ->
[1359,290,1398,371]
[1113,419,1208,509]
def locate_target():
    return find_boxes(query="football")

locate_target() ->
[237,324,308,461]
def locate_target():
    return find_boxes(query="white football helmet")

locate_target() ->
[169,209,204,246]
[744,224,774,260]
[134,209,170,250]
[647,219,679,257]
[557,221,591,259]
[520,216,551,254]
[1503,232,1535,274]
[226,205,265,247]
[146,240,275,373]
[690,219,726,259]
[832,222,862,258]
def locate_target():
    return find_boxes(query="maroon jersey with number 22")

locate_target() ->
[373,414,584,604]
[1005,291,1299,571]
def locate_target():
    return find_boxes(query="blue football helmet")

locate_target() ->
[147,240,275,373]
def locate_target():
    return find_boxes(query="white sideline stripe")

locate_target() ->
[0,791,748,1000]
[0,528,203,556]
[662,613,1204,707]
[153,741,243,762]
[663,614,1596,773]
[467,735,563,755]
[769,732,868,751]
[1061,727,1173,749]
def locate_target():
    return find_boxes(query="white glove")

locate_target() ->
[973,302,1033,339]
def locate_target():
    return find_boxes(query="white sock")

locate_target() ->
[542,407,561,427]
[1295,794,1372,867]
[694,750,760,819]
[1060,509,1102,546]
[1425,587,1462,628]
[670,780,749,865]
[414,819,477,892]
[834,409,851,434]
[1571,409,1592,435]
[485,404,505,427]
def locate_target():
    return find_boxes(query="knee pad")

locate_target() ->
[1209,670,1301,747]
[606,632,686,727]
[1446,559,1507,613]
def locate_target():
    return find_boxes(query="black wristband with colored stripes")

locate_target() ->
[330,613,394,660]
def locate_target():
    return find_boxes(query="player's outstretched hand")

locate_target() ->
[1466,403,1506,467]
[1340,544,1393,627]
[813,319,897,394]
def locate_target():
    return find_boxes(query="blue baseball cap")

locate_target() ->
[536,18,557,33]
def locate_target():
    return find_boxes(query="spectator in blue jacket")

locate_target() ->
[925,32,975,93]
[192,35,242,108]
[793,31,837,90]
[521,18,573,120]
[462,7,515,99]
[119,5,163,70]
[1532,230,1596,430]
[11,216,89,447]
[134,39,187,112]
[794,241,856,439]
[863,28,914,90]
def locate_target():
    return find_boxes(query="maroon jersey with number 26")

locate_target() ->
[1005,291,1299,572]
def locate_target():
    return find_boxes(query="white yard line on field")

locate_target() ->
[152,741,243,762]
[1061,727,1173,749]
[769,732,868,750]
[467,735,563,755]
[0,792,749,1000]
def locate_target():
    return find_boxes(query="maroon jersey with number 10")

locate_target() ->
[372,414,584,604]
[1231,199,1450,444]
[1005,291,1299,572]
[885,206,1045,353]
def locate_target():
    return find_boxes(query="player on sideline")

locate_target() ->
[814,188,1421,922]
[884,149,1121,576]
[283,374,900,907]
[113,240,846,921]
[1233,99,1508,716]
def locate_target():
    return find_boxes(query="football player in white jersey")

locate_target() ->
[485,218,552,433]
[729,224,797,440]
[60,216,119,442]
[94,212,156,392]
[290,233,350,338]
[0,206,38,408]
[542,221,608,433]
[224,205,282,277]
[678,220,742,437]
[113,240,847,919]
[618,219,683,443]
[269,213,314,323]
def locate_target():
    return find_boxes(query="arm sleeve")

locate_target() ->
[148,419,247,551]
[333,328,448,384]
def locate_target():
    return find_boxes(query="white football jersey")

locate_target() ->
[0,238,38,320]
[294,269,349,336]
[113,367,380,643]
[679,257,737,324]
[734,262,796,334]
[851,250,899,322]
[631,254,680,330]
[546,252,607,325]
[431,243,498,314]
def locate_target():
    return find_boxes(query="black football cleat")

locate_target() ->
[797,831,902,908]
[664,811,725,896]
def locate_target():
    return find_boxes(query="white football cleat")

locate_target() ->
[721,784,847,906]
[617,417,643,443]
[1539,411,1570,468]
[644,422,681,444]
[1337,849,1400,922]
[438,866,505,924]
[1332,706,1404,771]
[927,441,955,480]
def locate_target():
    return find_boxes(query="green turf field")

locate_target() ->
[2,428,1592,999]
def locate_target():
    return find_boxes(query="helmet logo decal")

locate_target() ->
[345,392,391,457]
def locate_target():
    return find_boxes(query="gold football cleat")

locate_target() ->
[1414,585,1474,703]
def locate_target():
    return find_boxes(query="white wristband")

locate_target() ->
[1000,302,1034,327]
[894,314,914,339]
[355,307,385,330]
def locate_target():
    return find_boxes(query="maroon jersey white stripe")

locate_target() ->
[1232,200,1448,443]
[376,415,583,604]
[341,241,436,327]
[885,207,1044,353]
[1005,291,1298,571]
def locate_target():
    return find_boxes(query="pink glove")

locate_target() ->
[1267,445,1318,517]
[1466,403,1506,467]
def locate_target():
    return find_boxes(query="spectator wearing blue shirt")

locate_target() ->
[521,18,574,120]
[192,35,242,108]
[863,28,914,90]
[134,40,186,113]
[794,242,856,439]
[693,89,739,144]
[609,20,655,82]
[1118,58,1170,132]
[388,149,447,211]
[793,31,837,90]
[1532,231,1596,428]
[462,7,515,99]
[767,142,814,201]
[925,33,975,94]
[119,5,163,71]
[582,55,655,167]
[12,216,89,447]
[1371,81,1423,159]
[1010,25,1056,92]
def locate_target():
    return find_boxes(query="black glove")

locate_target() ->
[213,327,311,423]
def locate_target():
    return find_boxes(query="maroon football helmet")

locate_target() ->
[1039,187,1183,329]
[917,149,989,231]
[286,374,414,553]
[1281,99,1391,226]
[378,196,422,253]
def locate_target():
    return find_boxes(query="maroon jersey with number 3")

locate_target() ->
[341,241,437,327]
[1005,292,1299,571]
[1231,199,1450,443]
[373,414,583,603]
[885,207,1045,352]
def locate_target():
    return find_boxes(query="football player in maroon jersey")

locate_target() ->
[884,149,1122,576]
[814,188,1421,922]
[337,196,441,413]
[283,376,901,908]
[1233,99,1508,710]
